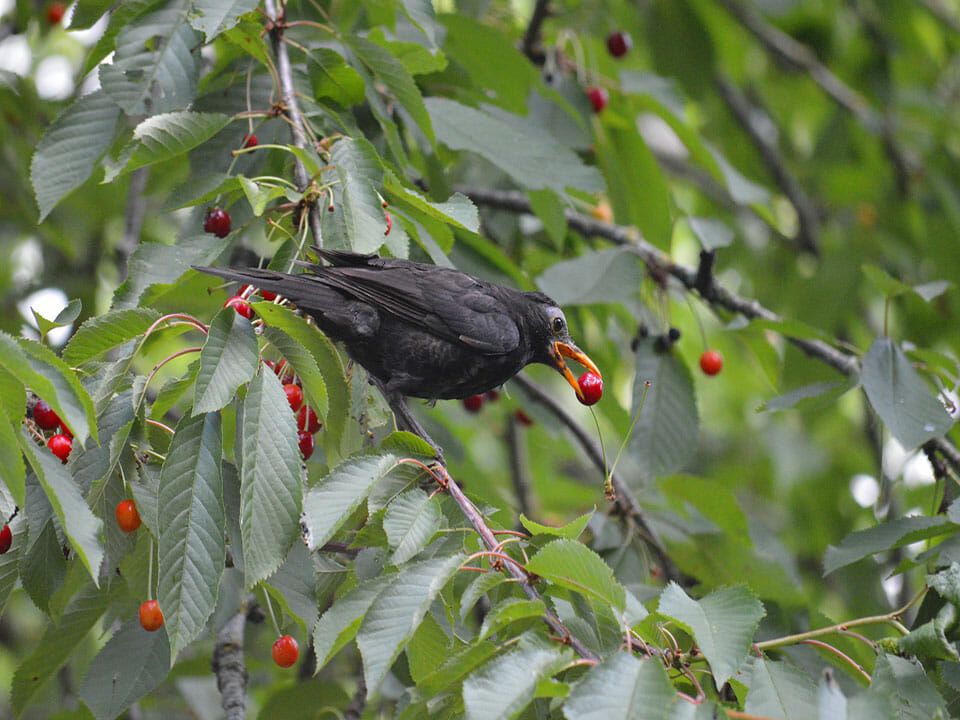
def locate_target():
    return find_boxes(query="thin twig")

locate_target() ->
[211,610,248,720]
[263,0,324,249]
[714,72,820,255]
[521,0,552,62]
[507,413,534,518]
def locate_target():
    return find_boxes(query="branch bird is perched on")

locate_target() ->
[196,250,600,443]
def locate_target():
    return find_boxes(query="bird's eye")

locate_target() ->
[551,317,565,334]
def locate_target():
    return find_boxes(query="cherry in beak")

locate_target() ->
[552,341,602,402]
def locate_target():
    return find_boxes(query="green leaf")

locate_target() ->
[745,657,818,719]
[63,308,161,365]
[332,137,389,254]
[862,264,914,298]
[158,411,225,660]
[460,571,511,621]
[384,488,443,565]
[563,653,676,719]
[11,582,111,715]
[657,583,765,686]
[79,619,171,720]
[418,638,501,697]
[628,338,699,480]
[307,48,366,107]
[83,0,167,74]
[479,597,546,640]
[260,325,329,421]
[113,236,229,309]
[688,217,734,250]
[0,412,25,506]
[824,516,958,574]
[383,174,480,232]
[426,98,604,196]
[527,189,568,249]
[31,90,122,220]
[519,511,593,539]
[254,302,346,448]
[439,14,537,113]
[0,517,25,614]
[313,576,391,668]
[302,453,400,551]
[239,177,287,217]
[895,603,959,662]
[463,634,566,720]
[868,652,947,719]
[861,337,954,449]
[597,124,673,248]
[111,111,231,179]
[536,249,643,306]
[239,369,303,588]
[347,35,435,144]
[193,307,258,414]
[267,542,319,631]
[759,381,850,413]
[18,432,104,584]
[99,5,201,116]
[0,333,97,445]
[20,520,67,613]
[356,553,465,691]
[32,299,82,339]
[928,563,960,606]
[526,538,626,611]
[407,613,452,683]
[188,0,258,40]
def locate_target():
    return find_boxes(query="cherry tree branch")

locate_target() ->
[459,185,960,476]
[714,72,820,255]
[211,610,248,720]
[521,0,552,62]
[263,0,324,248]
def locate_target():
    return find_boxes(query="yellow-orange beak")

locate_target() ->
[553,341,602,402]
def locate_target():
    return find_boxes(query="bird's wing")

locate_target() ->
[317,265,521,355]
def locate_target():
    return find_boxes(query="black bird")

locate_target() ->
[196,248,600,407]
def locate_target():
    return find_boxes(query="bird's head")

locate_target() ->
[526,293,602,402]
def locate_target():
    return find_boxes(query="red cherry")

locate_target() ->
[700,350,723,376]
[263,360,276,373]
[606,31,632,58]
[462,395,484,413]
[203,207,231,238]
[48,433,72,463]
[587,87,609,113]
[115,500,141,533]
[284,384,303,412]
[139,600,164,632]
[59,423,73,440]
[514,409,533,426]
[0,524,11,554]
[33,399,60,430]
[46,1,64,24]
[298,430,315,460]
[272,635,299,667]
[261,290,277,301]
[484,389,500,402]
[384,210,392,236]
[242,133,258,149]
[297,405,321,434]
[224,296,253,319]
[577,372,603,406]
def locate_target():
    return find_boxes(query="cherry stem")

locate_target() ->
[262,588,282,636]
[799,639,871,683]
[606,380,652,484]
[146,418,175,436]
[147,538,154,600]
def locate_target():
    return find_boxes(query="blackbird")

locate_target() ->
[196,249,600,404]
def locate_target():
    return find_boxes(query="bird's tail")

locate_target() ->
[193,265,341,312]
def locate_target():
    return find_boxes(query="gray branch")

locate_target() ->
[714,72,820,255]
[211,610,248,720]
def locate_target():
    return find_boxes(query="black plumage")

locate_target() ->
[195,249,600,402]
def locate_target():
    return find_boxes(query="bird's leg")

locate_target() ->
[370,378,445,464]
